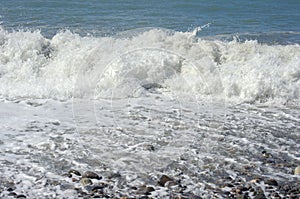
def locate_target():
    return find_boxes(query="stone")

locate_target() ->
[92,185,105,192]
[62,173,72,178]
[166,180,178,188]
[16,195,27,198]
[143,144,155,151]
[253,193,266,199]
[82,171,102,180]
[52,121,60,125]
[80,178,93,186]
[142,83,163,90]
[137,185,155,195]
[108,172,121,179]
[8,192,17,196]
[294,166,300,175]
[265,179,278,186]
[158,175,173,187]
[68,169,81,176]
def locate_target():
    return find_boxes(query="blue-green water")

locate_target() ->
[1,0,300,42]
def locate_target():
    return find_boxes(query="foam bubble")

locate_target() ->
[0,27,299,104]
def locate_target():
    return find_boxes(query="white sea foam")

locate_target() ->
[0,27,299,104]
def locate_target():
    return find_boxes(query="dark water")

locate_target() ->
[1,0,300,43]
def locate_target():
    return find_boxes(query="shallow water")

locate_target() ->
[0,95,299,198]
[0,0,300,198]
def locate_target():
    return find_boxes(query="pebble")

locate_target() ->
[143,144,155,151]
[294,166,300,175]
[16,195,27,198]
[137,185,155,195]
[158,175,173,187]
[265,179,278,186]
[82,171,102,180]
[80,178,93,186]
[68,169,81,176]
[8,192,17,196]
[253,193,266,199]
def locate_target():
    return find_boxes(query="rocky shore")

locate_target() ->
[1,165,299,198]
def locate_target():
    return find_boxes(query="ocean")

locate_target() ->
[0,0,299,198]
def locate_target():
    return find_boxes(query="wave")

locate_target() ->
[0,26,299,104]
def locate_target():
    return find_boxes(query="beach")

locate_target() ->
[0,1,300,198]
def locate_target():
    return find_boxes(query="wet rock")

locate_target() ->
[173,195,188,199]
[158,175,173,187]
[82,171,102,180]
[265,179,278,186]
[253,193,266,199]
[68,169,81,176]
[108,172,121,179]
[236,186,248,193]
[91,184,107,193]
[166,180,178,188]
[249,178,260,183]
[236,193,249,199]
[294,166,300,175]
[143,144,155,151]
[7,188,13,192]
[80,178,93,186]
[8,192,17,196]
[52,121,60,126]
[184,193,202,199]
[262,151,272,158]
[62,173,72,178]
[16,194,27,198]
[137,185,155,195]
[142,83,163,90]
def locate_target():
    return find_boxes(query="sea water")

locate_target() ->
[0,0,299,198]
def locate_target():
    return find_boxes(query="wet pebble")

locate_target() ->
[80,178,93,186]
[158,175,173,187]
[294,166,300,175]
[265,179,278,186]
[8,192,17,196]
[82,171,102,180]
[68,169,81,176]
[16,194,27,198]
[137,185,155,195]
[6,187,15,192]
[253,193,266,199]
[143,144,155,151]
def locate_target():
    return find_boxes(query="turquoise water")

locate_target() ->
[1,0,300,42]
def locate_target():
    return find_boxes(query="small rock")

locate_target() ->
[16,195,27,198]
[82,171,102,180]
[253,193,266,199]
[137,185,155,195]
[249,178,260,183]
[68,169,81,176]
[262,151,272,158]
[158,175,173,187]
[108,172,121,179]
[294,166,300,175]
[236,194,249,199]
[6,187,15,192]
[80,178,93,186]
[91,185,105,192]
[142,83,163,90]
[72,178,78,182]
[265,179,278,186]
[8,192,17,196]
[62,173,72,178]
[166,180,178,188]
[52,121,60,125]
[143,144,155,151]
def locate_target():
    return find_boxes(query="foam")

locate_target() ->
[0,27,299,104]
